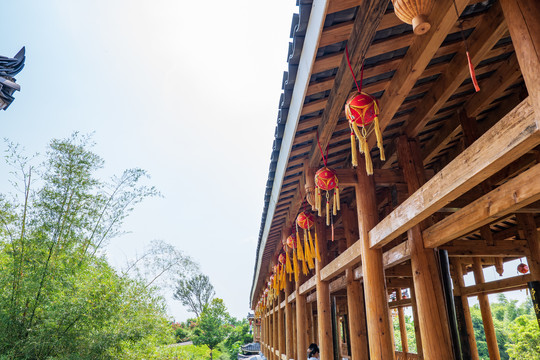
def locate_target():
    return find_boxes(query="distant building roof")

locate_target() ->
[241,342,261,354]
[0,47,25,110]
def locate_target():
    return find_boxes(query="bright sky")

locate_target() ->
[1,0,297,321]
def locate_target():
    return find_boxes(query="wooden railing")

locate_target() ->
[395,351,420,360]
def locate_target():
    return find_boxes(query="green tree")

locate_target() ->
[192,298,231,360]
[506,315,540,360]
[174,273,215,317]
[222,319,253,360]
[0,134,179,359]
[469,294,539,360]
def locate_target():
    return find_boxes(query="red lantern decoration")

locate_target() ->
[296,211,321,274]
[286,234,297,249]
[345,91,385,175]
[314,167,340,226]
[286,233,301,282]
[517,263,529,274]
[297,211,315,230]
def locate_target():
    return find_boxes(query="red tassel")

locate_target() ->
[466,51,480,92]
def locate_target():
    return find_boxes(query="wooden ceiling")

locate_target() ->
[252,0,537,304]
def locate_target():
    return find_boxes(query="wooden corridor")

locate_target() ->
[250,0,540,359]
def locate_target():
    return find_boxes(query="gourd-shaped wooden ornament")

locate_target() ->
[392,0,434,35]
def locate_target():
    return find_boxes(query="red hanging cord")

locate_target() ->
[316,130,328,167]
[452,0,480,92]
[345,45,364,93]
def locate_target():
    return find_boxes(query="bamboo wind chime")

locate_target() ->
[344,45,385,175]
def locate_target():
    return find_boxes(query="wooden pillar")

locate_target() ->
[264,310,270,359]
[396,136,454,360]
[355,159,395,360]
[342,204,370,360]
[500,0,540,117]
[262,315,266,357]
[264,312,268,357]
[516,213,540,280]
[452,259,480,360]
[308,301,315,344]
[292,302,297,360]
[273,298,278,360]
[296,278,308,360]
[409,283,423,358]
[315,217,334,360]
[396,289,409,354]
[286,280,294,360]
[278,290,285,358]
[472,258,501,360]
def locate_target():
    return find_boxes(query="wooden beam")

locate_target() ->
[366,0,470,150]
[308,0,389,169]
[442,240,529,257]
[500,0,540,117]
[421,54,522,165]
[382,240,411,268]
[370,97,540,249]
[299,275,317,295]
[461,273,533,296]
[389,297,412,309]
[423,162,540,248]
[404,2,507,138]
[385,277,412,289]
[322,237,411,282]
[384,263,412,277]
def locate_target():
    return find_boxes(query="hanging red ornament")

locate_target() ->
[286,233,301,282]
[314,166,340,227]
[296,211,321,271]
[343,45,385,175]
[517,263,529,274]
[346,92,385,175]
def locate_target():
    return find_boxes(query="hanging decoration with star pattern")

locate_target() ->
[344,45,385,175]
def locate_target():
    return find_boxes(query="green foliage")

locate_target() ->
[192,298,231,360]
[172,322,191,343]
[469,294,539,360]
[506,315,540,360]
[174,273,215,318]
[120,344,223,360]
[392,312,417,354]
[222,319,253,360]
[0,134,181,359]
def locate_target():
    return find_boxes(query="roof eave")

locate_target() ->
[250,0,330,308]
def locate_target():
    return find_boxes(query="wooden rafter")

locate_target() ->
[369,97,540,249]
